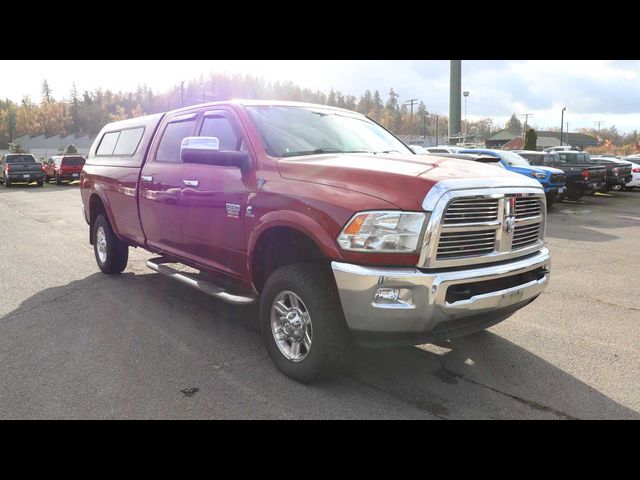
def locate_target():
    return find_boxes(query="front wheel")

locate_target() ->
[92,214,128,274]
[259,263,351,383]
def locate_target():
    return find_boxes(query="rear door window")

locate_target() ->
[156,119,197,163]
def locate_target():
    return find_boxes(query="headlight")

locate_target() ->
[337,211,427,252]
[531,172,547,179]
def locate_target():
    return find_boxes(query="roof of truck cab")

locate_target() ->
[165,99,361,116]
[100,112,165,132]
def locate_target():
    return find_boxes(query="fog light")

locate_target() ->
[374,288,400,304]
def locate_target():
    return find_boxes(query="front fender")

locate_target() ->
[247,209,344,269]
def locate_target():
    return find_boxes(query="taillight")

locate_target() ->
[581,169,589,180]
[40,163,44,171]
[6,164,10,173]
[633,167,640,173]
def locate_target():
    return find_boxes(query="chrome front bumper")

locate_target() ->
[332,247,550,346]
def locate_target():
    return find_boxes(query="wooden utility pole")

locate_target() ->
[404,98,419,143]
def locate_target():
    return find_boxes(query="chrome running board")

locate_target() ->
[146,257,257,305]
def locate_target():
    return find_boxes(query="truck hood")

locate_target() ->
[278,153,540,210]
[535,166,565,175]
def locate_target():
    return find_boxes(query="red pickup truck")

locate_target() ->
[43,155,86,184]
[80,100,550,383]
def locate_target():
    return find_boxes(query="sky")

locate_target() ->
[1,60,639,133]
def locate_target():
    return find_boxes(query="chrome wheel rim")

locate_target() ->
[96,226,107,263]
[271,291,312,362]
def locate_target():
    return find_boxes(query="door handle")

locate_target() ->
[141,175,153,182]
[183,180,199,187]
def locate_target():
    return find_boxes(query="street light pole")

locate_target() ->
[463,91,469,144]
[560,107,566,146]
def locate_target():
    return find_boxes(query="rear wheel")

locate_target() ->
[3,175,10,187]
[55,173,62,185]
[93,214,128,274]
[36,180,44,187]
[259,263,351,383]
[567,189,582,201]
[43,175,49,183]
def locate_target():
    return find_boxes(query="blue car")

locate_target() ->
[458,149,566,205]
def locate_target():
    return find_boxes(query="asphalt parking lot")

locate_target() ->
[0,183,638,419]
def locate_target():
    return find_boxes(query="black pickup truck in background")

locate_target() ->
[589,155,633,191]
[0,154,45,187]
[516,150,606,201]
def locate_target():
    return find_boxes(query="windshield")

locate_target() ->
[246,106,413,158]
[498,151,531,166]
[5,155,36,163]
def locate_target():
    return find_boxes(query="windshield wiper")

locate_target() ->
[282,148,369,157]
[372,150,403,154]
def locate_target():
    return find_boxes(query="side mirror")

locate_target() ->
[180,137,249,168]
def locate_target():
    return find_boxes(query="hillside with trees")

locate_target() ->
[0,74,500,149]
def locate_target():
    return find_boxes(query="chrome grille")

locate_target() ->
[436,230,496,259]
[514,197,542,219]
[512,223,541,249]
[443,198,499,224]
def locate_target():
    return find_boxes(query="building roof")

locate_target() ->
[486,129,596,146]
[537,136,561,147]
[486,129,517,141]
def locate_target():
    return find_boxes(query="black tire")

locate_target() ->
[36,180,44,187]
[3,175,10,187]
[546,196,555,207]
[259,262,351,383]
[92,214,128,274]
[43,175,49,184]
[55,173,62,185]
[567,191,582,201]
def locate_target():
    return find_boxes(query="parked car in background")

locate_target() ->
[529,150,606,200]
[589,155,633,191]
[621,160,640,189]
[0,153,45,187]
[409,145,428,154]
[80,100,550,383]
[425,146,465,154]
[459,149,566,205]
[544,146,581,153]
[43,155,86,185]
[424,152,506,168]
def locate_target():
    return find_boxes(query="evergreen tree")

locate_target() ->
[524,128,537,150]
[41,80,53,103]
